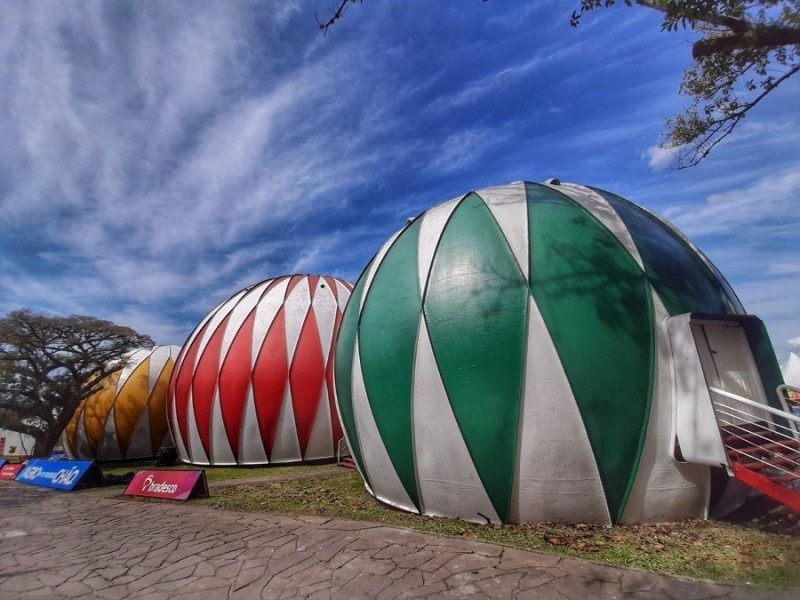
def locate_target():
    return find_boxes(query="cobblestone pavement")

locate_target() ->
[0,482,793,599]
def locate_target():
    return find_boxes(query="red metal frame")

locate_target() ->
[731,461,800,513]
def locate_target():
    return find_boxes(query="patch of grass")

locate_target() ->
[197,469,800,588]
[100,461,336,483]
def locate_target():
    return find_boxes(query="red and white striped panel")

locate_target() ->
[168,274,353,465]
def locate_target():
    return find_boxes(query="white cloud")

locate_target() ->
[789,337,800,348]
[663,166,800,237]
[0,2,418,341]
[429,127,503,175]
[644,144,678,170]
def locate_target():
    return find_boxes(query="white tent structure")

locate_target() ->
[0,428,35,456]
[783,352,800,388]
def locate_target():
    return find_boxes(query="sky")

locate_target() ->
[0,1,798,363]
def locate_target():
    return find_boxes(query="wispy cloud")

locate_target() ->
[663,166,800,237]
[0,0,797,357]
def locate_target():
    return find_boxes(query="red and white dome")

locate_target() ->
[168,274,352,465]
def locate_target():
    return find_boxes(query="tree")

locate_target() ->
[318,0,800,168]
[0,309,153,457]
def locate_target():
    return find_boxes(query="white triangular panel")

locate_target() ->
[476,183,529,280]
[97,407,122,461]
[413,317,500,523]
[219,282,269,365]
[209,389,236,465]
[186,391,209,465]
[361,231,402,311]
[620,292,709,523]
[312,280,338,366]
[75,412,92,459]
[511,298,611,525]
[114,356,140,395]
[61,430,75,459]
[126,406,152,459]
[146,346,170,394]
[304,385,334,460]
[417,195,462,292]
[351,339,417,512]
[174,296,228,374]
[250,278,291,366]
[284,278,312,364]
[171,388,189,462]
[556,183,644,270]
[192,289,247,371]
[333,279,352,307]
[238,385,269,464]
[270,386,301,462]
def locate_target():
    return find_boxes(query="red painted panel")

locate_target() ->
[289,309,326,456]
[326,308,344,445]
[252,309,288,458]
[192,315,230,456]
[0,463,23,480]
[325,276,339,302]
[217,309,256,456]
[732,462,800,513]
[284,275,302,299]
[124,469,207,501]
[307,275,320,301]
[172,320,212,453]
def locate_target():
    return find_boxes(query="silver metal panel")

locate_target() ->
[512,298,611,525]
[303,384,333,461]
[412,317,499,523]
[238,385,269,464]
[556,183,645,270]
[667,314,728,468]
[186,390,210,465]
[621,294,709,523]
[269,386,301,462]
[475,183,529,280]
[210,388,236,465]
[352,338,417,512]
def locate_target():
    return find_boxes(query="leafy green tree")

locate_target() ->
[573,1,800,167]
[318,0,800,167]
[0,309,152,457]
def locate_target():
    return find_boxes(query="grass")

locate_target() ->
[194,468,800,588]
[99,460,337,483]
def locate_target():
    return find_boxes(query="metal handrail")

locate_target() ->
[709,386,800,423]
[336,437,351,461]
[708,386,800,484]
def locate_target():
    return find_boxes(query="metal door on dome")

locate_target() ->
[692,320,770,423]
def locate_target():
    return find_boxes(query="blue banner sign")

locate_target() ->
[0,458,6,469]
[15,459,99,491]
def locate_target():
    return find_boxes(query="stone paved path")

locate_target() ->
[0,482,793,599]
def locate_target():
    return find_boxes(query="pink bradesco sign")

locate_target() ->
[124,469,209,501]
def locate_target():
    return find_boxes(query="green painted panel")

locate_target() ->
[359,219,422,510]
[423,192,528,523]
[334,260,372,488]
[526,183,653,523]
[743,319,786,414]
[596,189,732,316]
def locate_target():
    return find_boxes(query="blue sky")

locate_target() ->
[0,1,798,363]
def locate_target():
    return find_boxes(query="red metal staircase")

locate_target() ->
[711,386,800,512]
[337,437,357,470]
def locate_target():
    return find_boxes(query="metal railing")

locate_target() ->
[336,437,351,462]
[708,386,800,485]
[777,384,800,430]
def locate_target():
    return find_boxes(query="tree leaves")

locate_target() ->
[573,0,800,167]
[0,309,152,455]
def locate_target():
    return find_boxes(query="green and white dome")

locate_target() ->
[334,180,746,525]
